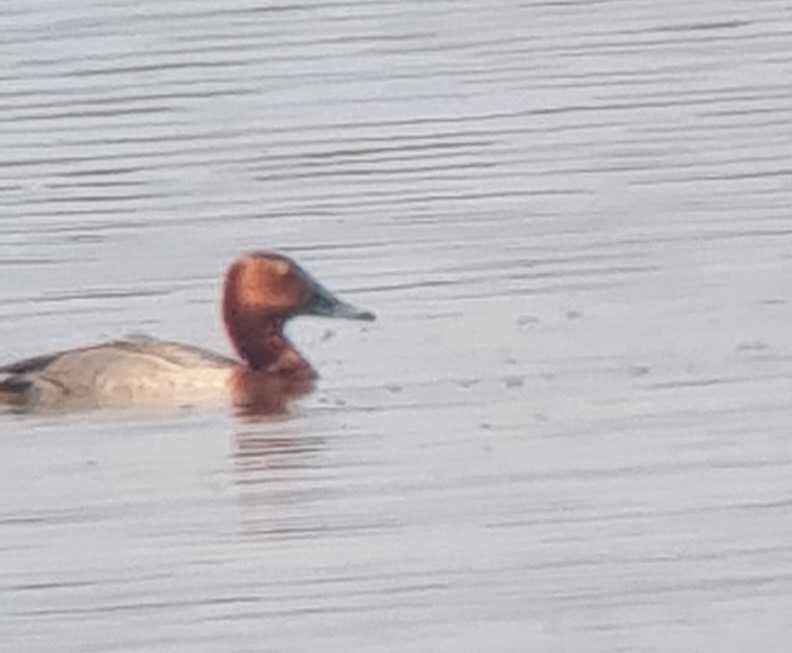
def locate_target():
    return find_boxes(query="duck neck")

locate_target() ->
[236,318,286,371]
[226,314,312,376]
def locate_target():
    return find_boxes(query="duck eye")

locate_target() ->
[272,259,291,277]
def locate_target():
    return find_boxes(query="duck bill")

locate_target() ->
[303,281,375,322]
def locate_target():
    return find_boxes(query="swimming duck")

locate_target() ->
[0,252,374,413]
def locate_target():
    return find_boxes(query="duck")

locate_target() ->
[0,252,375,413]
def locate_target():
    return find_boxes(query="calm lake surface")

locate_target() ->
[2,0,792,650]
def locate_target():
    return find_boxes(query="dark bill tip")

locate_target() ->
[343,305,376,322]
[313,298,376,322]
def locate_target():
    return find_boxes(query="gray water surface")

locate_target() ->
[2,1,792,651]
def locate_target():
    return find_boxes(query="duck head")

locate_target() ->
[222,252,374,374]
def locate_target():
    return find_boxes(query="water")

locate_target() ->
[2,0,792,650]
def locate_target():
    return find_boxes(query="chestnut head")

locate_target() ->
[223,252,375,323]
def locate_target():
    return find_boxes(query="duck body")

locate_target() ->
[0,335,238,411]
[0,252,373,414]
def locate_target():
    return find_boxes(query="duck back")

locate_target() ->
[0,335,237,411]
